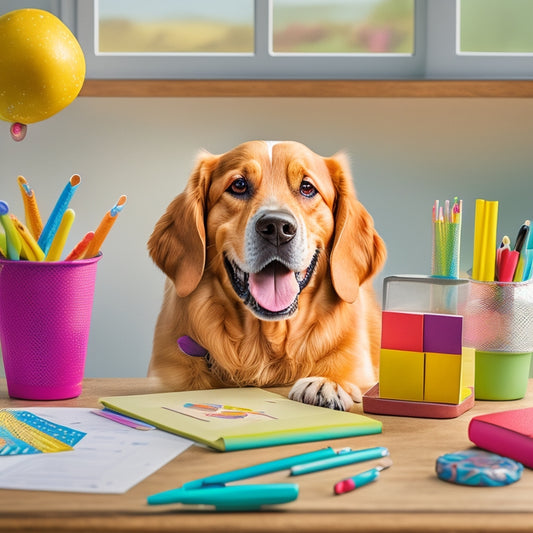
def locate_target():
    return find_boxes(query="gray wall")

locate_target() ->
[1,96,532,377]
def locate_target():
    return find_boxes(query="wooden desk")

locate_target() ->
[0,378,531,533]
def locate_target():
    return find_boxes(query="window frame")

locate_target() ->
[64,0,533,80]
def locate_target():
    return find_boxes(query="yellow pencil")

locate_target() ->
[17,176,43,240]
[482,201,499,282]
[45,208,75,261]
[83,195,127,258]
[10,214,45,261]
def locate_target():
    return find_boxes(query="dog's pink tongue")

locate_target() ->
[249,263,299,312]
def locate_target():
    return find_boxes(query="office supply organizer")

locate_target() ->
[363,275,475,419]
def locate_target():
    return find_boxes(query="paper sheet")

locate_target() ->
[0,407,193,493]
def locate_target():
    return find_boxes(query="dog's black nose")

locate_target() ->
[256,211,297,247]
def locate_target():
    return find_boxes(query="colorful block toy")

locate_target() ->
[378,311,473,406]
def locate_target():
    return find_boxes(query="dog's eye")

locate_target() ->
[299,180,318,198]
[228,176,249,196]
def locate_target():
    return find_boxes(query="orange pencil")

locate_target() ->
[17,176,43,240]
[83,195,127,258]
[65,231,95,261]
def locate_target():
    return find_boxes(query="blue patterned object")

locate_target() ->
[436,449,523,486]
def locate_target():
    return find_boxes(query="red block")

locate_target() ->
[381,311,424,352]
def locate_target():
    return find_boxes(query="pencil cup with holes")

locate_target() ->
[0,253,102,400]
[463,279,533,400]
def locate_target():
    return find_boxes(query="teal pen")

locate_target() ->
[147,483,299,510]
[38,174,81,255]
[181,446,344,490]
[290,446,389,476]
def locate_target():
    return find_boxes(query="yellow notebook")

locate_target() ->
[100,388,381,452]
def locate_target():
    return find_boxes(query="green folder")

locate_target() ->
[100,388,381,451]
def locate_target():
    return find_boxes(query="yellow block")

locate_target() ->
[424,352,463,404]
[461,346,475,390]
[379,349,425,402]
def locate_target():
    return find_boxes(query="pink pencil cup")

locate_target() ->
[0,254,102,400]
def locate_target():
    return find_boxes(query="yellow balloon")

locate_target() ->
[0,8,85,124]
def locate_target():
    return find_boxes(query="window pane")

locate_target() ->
[459,0,533,53]
[271,0,414,54]
[97,0,254,54]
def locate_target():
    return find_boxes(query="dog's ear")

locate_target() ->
[325,153,386,303]
[148,151,218,298]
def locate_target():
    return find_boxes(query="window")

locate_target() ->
[64,1,533,79]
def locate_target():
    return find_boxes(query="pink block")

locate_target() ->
[381,311,424,351]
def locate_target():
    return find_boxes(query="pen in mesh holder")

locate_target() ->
[432,221,461,279]
[461,279,533,400]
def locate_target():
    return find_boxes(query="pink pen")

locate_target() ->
[334,459,392,495]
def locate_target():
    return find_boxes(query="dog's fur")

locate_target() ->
[147,141,386,410]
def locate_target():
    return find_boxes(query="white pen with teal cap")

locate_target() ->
[38,174,80,256]
[290,446,389,476]
[0,201,22,260]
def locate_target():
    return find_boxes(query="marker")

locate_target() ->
[38,174,81,255]
[290,446,389,476]
[17,176,43,240]
[83,195,127,258]
[9,214,44,261]
[10,214,45,261]
[0,201,22,260]
[147,484,299,510]
[181,447,345,490]
[513,220,531,282]
[45,208,75,261]
[334,458,393,495]
[65,231,95,261]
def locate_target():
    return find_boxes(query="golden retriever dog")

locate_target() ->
[148,141,386,411]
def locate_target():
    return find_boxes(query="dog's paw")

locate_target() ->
[288,377,362,411]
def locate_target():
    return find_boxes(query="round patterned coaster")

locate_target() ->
[436,449,523,487]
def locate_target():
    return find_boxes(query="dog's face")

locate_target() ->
[206,141,337,320]
[149,140,385,320]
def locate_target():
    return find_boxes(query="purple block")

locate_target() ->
[423,314,463,355]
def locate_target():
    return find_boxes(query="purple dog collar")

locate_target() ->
[177,336,209,358]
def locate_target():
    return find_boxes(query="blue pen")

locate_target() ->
[38,174,81,255]
[147,483,299,510]
[290,446,389,476]
[180,446,345,490]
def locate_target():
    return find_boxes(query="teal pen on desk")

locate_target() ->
[180,446,345,490]
[290,446,389,476]
[37,174,80,256]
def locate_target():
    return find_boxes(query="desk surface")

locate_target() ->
[0,378,532,533]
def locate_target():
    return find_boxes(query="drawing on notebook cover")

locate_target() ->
[162,402,278,422]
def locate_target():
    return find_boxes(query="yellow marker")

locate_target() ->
[472,199,485,281]
[17,176,43,240]
[10,214,45,261]
[45,208,75,261]
[83,195,127,258]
